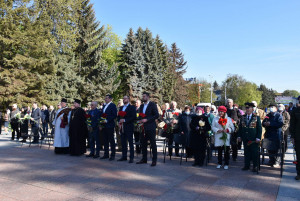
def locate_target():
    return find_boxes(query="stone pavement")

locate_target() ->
[0,133,295,201]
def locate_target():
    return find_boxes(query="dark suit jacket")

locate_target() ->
[139,101,159,131]
[49,110,56,123]
[102,102,117,129]
[41,109,49,123]
[31,108,41,127]
[118,104,136,133]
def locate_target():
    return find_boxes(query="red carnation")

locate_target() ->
[172,112,179,116]
[118,111,127,118]
[293,161,298,165]
[139,113,146,118]
[264,116,269,119]
[101,113,107,118]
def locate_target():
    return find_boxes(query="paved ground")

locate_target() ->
[0,133,298,201]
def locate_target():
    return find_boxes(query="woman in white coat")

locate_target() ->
[211,106,235,170]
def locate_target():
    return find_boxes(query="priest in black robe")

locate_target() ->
[69,99,88,156]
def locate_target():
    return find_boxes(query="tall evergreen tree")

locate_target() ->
[0,0,56,109]
[169,43,188,107]
[259,84,276,107]
[119,28,146,100]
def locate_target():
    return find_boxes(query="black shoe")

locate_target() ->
[136,160,147,164]
[41,137,44,140]
[175,153,180,157]
[150,161,156,167]
[86,154,94,158]
[109,157,115,161]
[192,163,199,166]
[10,138,14,141]
[117,157,127,161]
[20,139,26,142]
[129,159,133,163]
[100,156,109,159]
[252,167,258,172]
[93,155,100,159]
[295,175,300,180]
[242,167,250,171]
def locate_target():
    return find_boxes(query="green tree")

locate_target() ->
[258,84,276,107]
[0,0,56,109]
[221,74,246,104]
[282,90,300,98]
[236,82,262,106]
[169,43,188,107]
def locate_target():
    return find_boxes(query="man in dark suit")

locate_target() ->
[31,103,41,143]
[41,105,49,140]
[117,95,136,163]
[136,92,159,166]
[100,94,117,161]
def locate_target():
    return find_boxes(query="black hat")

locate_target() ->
[61,98,67,103]
[74,99,81,104]
[268,103,277,107]
[245,102,255,107]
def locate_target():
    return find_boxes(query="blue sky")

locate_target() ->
[91,0,300,92]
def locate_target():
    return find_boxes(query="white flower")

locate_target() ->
[199,120,205,127]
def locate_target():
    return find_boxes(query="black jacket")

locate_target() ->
[139,101,159,131]
[118,104,136,133]
[290,107,300,141]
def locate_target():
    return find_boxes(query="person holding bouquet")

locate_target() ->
[163,101,181,157]
[237,102,262,172]
[211,106,235,170]
[10,104,20,141]
[20,107,29,142]
[190,107,211,166]
[100,94,117,161]
[117,95,136,163]
[86,101,101,158]
[136,92,159,166]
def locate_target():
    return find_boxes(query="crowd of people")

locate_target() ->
[0,93,299,180]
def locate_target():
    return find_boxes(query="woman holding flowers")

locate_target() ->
[190,107,211,166]
[211,106,235,170]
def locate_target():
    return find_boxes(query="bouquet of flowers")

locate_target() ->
[118,111,127,133]
[137,113,146,135]
[218,117,228,151]
[167,111,179,133]
[17,113,32,124]
[99,113,107,129]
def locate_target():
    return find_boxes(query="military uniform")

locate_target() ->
[238,113,262,169]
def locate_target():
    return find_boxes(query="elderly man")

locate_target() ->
[86,101,101,158]
[53,99,71,154]
[238,102,262,172]
[278,104,290,152]
[226,99,242,161]
[163,101,182,157]
[262,103,283,167]
[10,104,20,141]
[290,96,300,180]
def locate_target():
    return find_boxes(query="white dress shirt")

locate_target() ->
[142,101,150,114]
[103,101,112,113]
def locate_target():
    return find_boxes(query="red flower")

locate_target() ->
[85,114,91,119]
[293,161,298,165]
[139,113,146,118]
[118,111,127,118]
[218,118,227,126]
[101,113,107,118]
[172,112,179,116]
[264,116,269,119]
[163,124,167,130]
